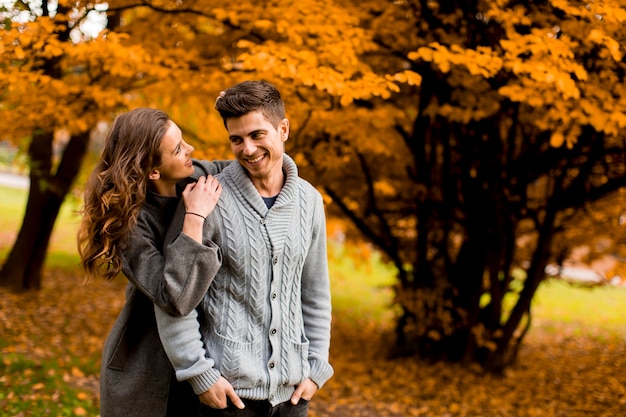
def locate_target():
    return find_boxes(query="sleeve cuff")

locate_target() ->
[188,368,222,395]
[308,358,334,389]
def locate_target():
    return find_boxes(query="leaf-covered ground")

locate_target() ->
[1,268,625,417]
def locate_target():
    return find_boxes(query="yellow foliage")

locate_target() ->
[373,180,396,196]
[549,0,589,17]
[339,93,353,107]
[387,70,422,86]
[411,43,503,78]
[588,29,623,61]
[14,46,25,59]
[550,131,565,148]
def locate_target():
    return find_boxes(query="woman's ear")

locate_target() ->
[148,169,161,180]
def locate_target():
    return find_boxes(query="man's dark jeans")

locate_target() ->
[201,399,309,417]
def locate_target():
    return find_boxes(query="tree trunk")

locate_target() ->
[0,130,90,290]
[0,181,62,290]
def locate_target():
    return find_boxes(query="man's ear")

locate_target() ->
[280,118,290,142]
[148,169,161,180]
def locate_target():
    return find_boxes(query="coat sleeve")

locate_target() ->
[121,205,222,317]
[300,190,334,388]
[192,159,232,177]
[176,159,233,194]
[121,157,231,316]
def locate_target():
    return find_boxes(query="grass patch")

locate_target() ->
[0,186,28,226]
[0,185,81,268]
[327,241,396,325]
[0,352,98,417]
[532,278,626,336]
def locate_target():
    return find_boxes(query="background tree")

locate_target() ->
[0,2,141,289]
[291,0,626,372]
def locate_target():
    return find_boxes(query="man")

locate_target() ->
[155,80,334,416]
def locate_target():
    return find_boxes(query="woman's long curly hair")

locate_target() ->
[78,108,170,280]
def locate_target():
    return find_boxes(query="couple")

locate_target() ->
[78,81,334,417]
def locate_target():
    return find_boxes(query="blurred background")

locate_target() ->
[1,1,625,416]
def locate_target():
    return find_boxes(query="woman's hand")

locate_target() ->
[181,175,222,243]
[183,175,222,218]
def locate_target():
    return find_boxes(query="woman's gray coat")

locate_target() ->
[99,160,228,417]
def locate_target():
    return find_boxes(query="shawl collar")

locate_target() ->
[222,153,299,217]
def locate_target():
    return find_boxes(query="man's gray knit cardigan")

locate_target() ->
[155,153,334,407]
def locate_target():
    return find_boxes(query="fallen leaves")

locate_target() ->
[1,268,625,416]
[0,267,125,415]
[310,316,626,417]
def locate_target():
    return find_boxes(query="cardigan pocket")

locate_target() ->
[207,329,264,390]
[286,340,310,385]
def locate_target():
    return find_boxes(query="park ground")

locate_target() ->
[1,265,625,417]
[0,181,625,416]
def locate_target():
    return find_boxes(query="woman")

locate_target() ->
[78,107,228,417]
